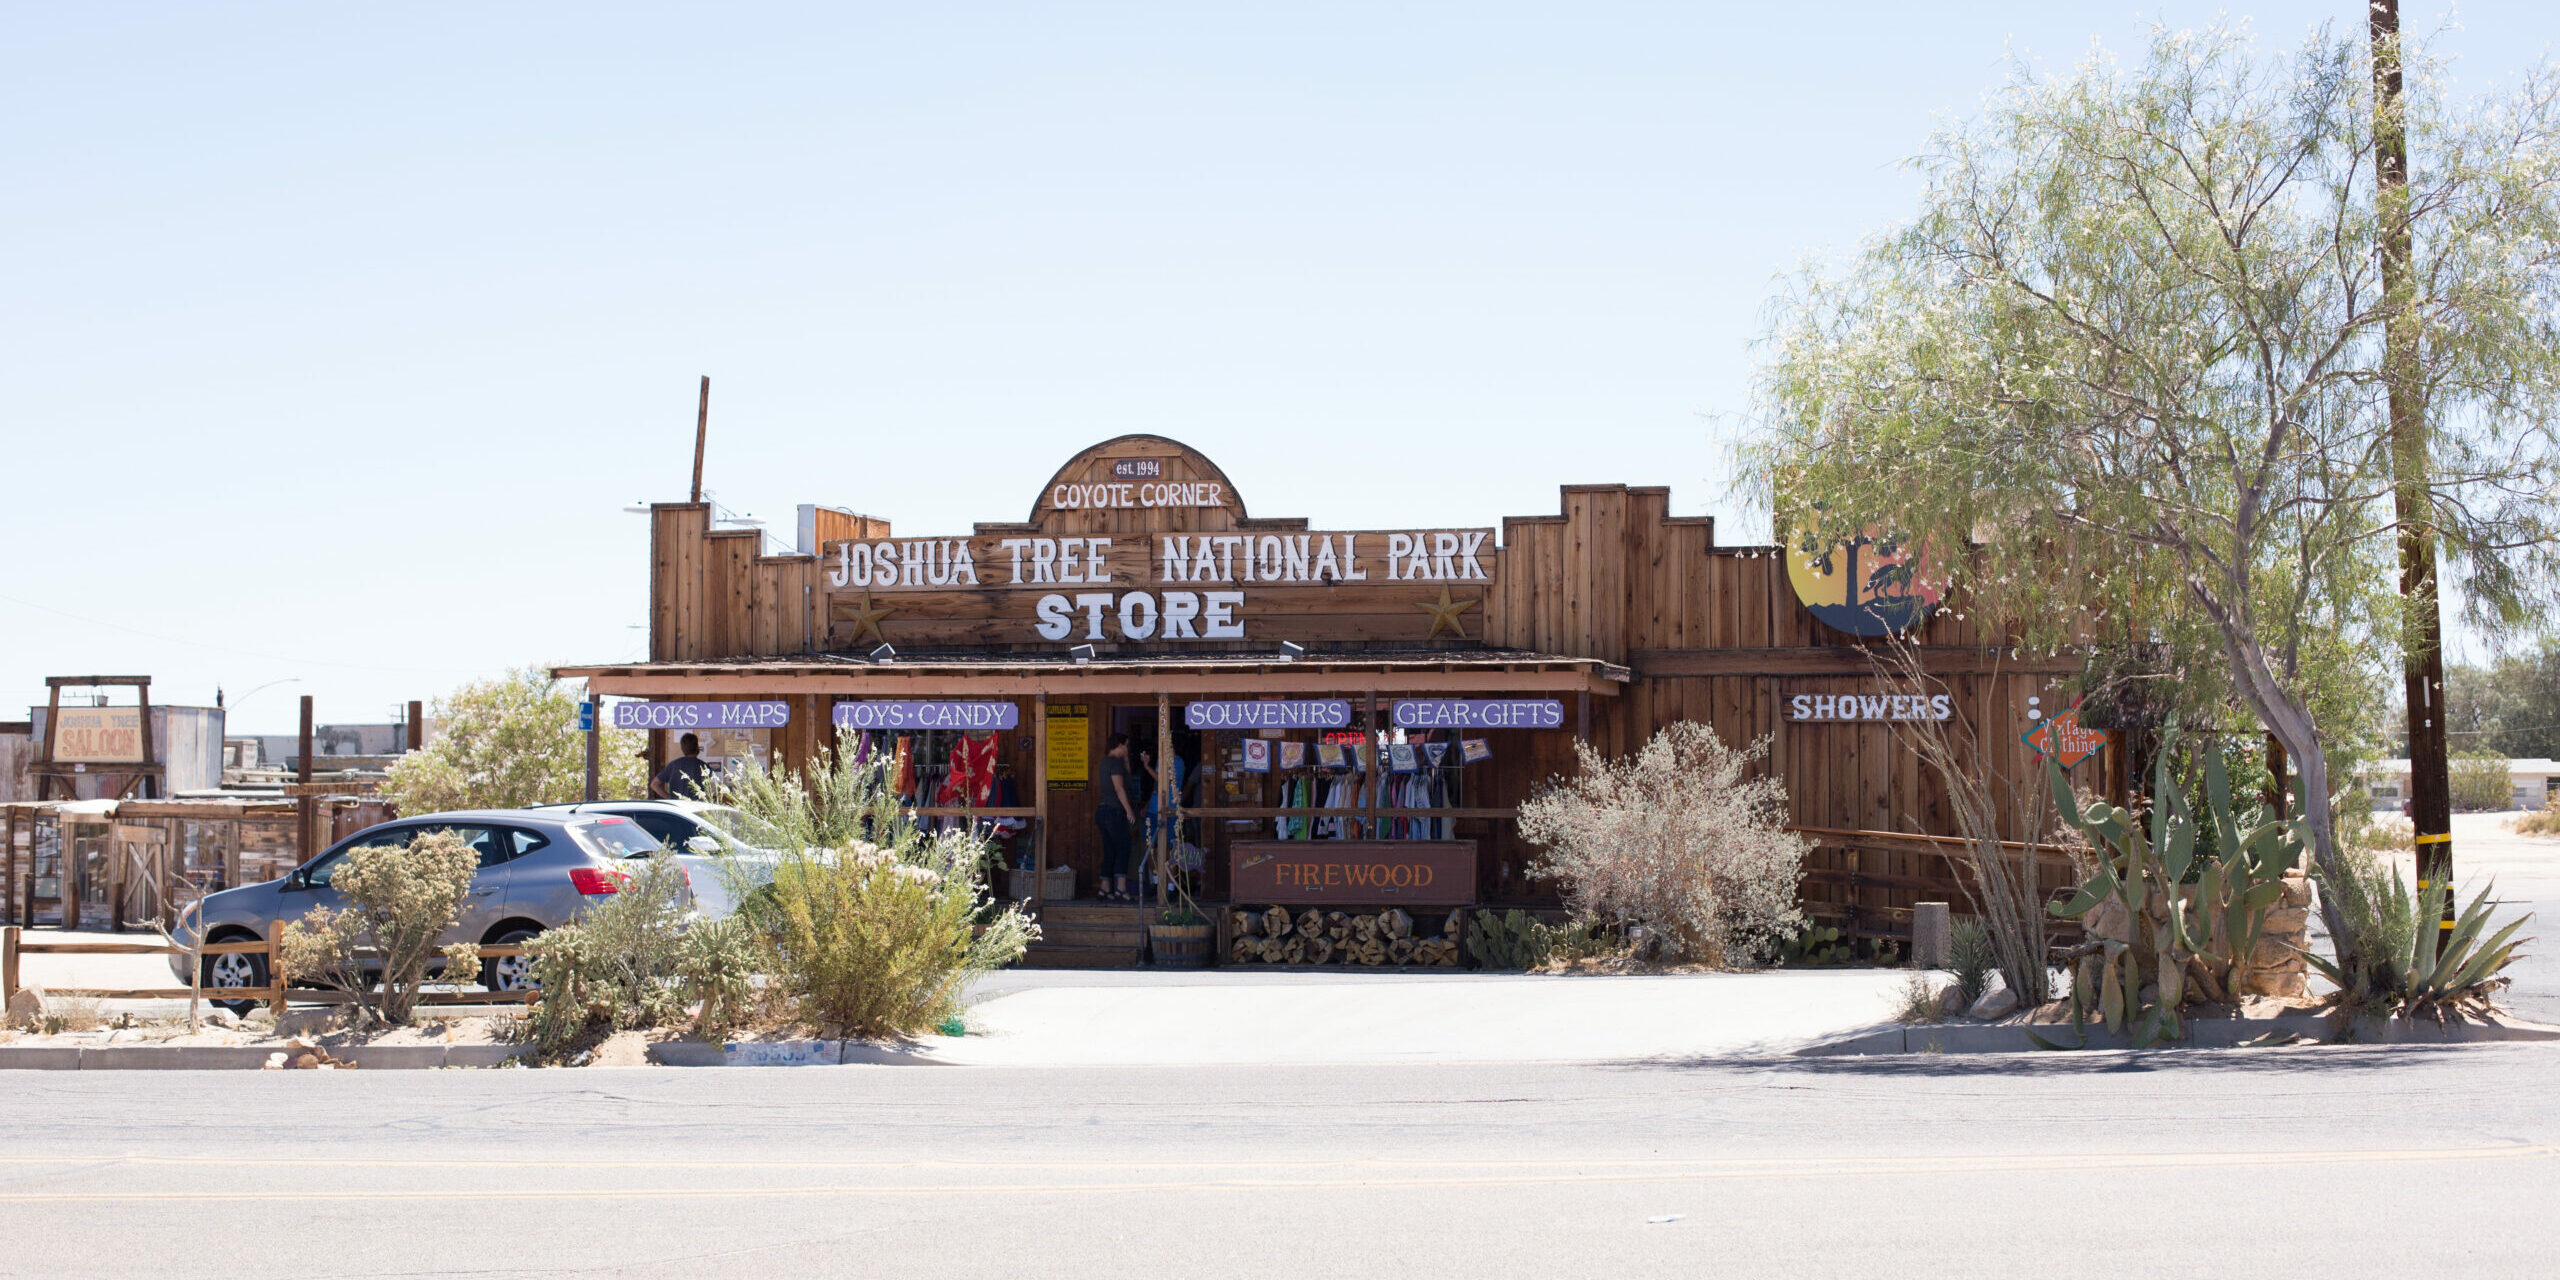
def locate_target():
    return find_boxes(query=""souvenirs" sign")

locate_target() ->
[1184,700,1353,730]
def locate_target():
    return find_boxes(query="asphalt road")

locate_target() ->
[2,1042,2555,1279]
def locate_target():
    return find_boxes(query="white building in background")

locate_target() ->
[2359,758,2560,811]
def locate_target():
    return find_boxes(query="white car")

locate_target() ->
[531,800,784,916]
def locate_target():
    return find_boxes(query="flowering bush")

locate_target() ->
[1515,722,1808,965]
[718,751,1036,1037]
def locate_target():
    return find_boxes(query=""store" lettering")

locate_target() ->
[1033,590,1247,641]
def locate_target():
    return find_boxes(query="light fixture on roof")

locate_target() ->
[1069,643,1096,664]
[1279,641,1305,661]
[870,644,897,663]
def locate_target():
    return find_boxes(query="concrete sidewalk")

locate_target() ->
[923,968,1915,1065]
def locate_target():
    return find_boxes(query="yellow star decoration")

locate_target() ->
[1417,586,1478,640]
[842,591,897,645]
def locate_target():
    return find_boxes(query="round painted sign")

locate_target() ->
[1784,524,1942,638]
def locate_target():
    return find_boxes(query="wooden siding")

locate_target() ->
[640,438,2098,934]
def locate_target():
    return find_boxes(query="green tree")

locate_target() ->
[382,666,645,813]
[2448,749,2514,812]
[2441,640,2560,759]
[1744,23,2560,968]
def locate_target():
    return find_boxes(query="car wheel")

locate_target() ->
[481,926,542,993]
[202,947,268,1018]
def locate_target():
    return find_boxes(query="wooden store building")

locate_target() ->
[558,436,2088,967]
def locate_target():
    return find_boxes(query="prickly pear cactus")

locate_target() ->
[2046,734,2303,1047]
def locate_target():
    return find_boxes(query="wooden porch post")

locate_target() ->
[1152,692,1170,935]
[1365,689,1381,840]
[1032,692,1050,913]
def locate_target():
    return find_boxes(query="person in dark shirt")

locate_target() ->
[1096,733,1137,902]
[652,733,714,800]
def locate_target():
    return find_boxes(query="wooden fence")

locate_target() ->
[1,924,533,1021]
[1786,825,2089,947]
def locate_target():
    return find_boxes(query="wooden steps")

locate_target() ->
[1015,899,1153,968]
[1016,943,1140,970]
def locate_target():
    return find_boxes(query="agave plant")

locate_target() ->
[2301,870,2531,1022]
[2039,735,2299,1048]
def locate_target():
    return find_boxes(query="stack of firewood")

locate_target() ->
[1225,906,1465,967]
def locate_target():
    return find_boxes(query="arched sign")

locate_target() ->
[1784,522,1941,638]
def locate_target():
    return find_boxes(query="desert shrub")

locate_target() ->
[721,753,1035,1037]
[2449,751,2513,812]
[2513,795,2560,837]
[1950,919,1996,1007]
[275,830,482,1027]
[677,915,762,1039]
[1515,721,1808,966]
[1462,910,1614,970]
[1892,972,1948,1024]
[523,855,690,1051]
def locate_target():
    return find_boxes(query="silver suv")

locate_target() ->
[530,800,785,917]
[171,810,669,1010]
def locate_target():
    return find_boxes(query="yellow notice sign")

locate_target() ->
[1045,703,1089,791]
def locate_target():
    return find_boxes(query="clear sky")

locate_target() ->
[6,2,2551,733]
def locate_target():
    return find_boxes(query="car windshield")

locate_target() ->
[575,818,663,859]
[695,805,783,847]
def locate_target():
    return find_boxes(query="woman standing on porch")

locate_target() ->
[1096,733,1138,902]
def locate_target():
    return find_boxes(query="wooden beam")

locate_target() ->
[572,669,1623,697]
[1631,647,2081,678]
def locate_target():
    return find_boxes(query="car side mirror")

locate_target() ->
[684,835,723,856]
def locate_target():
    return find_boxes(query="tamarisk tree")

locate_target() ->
[1745,23,2560,967]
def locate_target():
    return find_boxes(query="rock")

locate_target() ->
[1938,985,1970,1017]
[292,1053,320,1070]
[275,1008,339,1038]
[263,1052,288,1070]
[202,1008,241,1030]
[2279,875,2316,908]
[2253,936,2301,968]
[1625,926,1663,961]
[2085,900,2133,944]
[2261,906,2312,934]
[5,986,49,1028]
[1966,985,2019,1021]
[1911,903,1952,969]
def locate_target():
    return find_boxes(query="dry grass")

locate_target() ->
[2512,799,2560,837]
[1891,972,1948,1024]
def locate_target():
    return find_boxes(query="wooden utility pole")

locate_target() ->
[689,375,711,504]
[406,700,424,753]
[296,695,316,865]
[2372,0,2454,950]
[583,692,601,802]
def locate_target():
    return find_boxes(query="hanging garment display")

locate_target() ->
[935,732,1001,808]
[893,736,916,800]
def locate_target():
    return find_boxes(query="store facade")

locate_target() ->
[559,435,2085,961]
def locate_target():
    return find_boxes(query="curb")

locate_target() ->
[0,1043,536,1070]
[1796,1011,2560,1057]
[645,1039,947,1067]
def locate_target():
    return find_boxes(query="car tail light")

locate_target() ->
[569,866,628,896]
